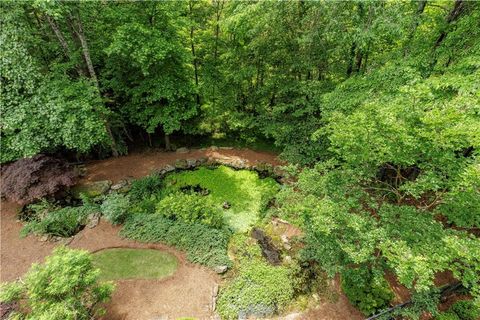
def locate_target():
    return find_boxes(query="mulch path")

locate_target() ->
[1,148,363,320]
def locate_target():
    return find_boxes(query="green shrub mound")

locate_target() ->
[121,213,231,268]
[450,300,480,320]
[156,192,224,228]
[101,193,131,225]
[216,262,294,320]
[92,248,178,281]
[0,247,114,320]
[21,201,91,238]
[341,267,394,316]
[128,174,164,202]
[436,313,460,320]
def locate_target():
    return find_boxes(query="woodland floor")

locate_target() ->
[0,148,363,320]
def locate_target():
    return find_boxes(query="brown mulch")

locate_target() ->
[1,148,363,320]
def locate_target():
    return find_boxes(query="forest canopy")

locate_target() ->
[1,0,479,317]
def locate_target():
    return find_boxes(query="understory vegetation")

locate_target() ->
[0,247,114,320]
[2,0,480,319]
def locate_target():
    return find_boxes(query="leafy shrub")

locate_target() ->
[0,247,114,320]
[341,267,393,316]
[129,174,163,202]
[121,213,231,267]
[1,154,77,205]
[217,261,294,320]
[436,312,460,320]
[450,300,480,320]
[156,192,223,228]
[101,193,131,225]
[21,204,91,238]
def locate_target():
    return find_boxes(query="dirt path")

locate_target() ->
[1,148,362,320]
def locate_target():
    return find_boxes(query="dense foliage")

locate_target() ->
[1,155,77,205]
[2,0,480,317]
[121,213,231,268]
[0,247,114,320]
[100,193,131,225]
[163,166,279,231]
[217,261,294,320]
[341,267,394,316]
[156,192,224,228]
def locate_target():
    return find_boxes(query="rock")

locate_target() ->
[86,213,100,229]
[219,146,233,150]
[251,228,281,265]
[60,236,74,245]
[281,234,289,243]
[159,165,176,175]
[196,157,208,165]
[174,159,189,169]
[176,147,190,154]
[222,201,231,209]
[283,255,293,263]
[186,158,197,168]
[231,159,246,169]
[214,265,228,274]
[110,179,127,190]
[283,312,302,320]
[73,165,87,177]
[39,235,49,242]
[273,165,285,177]
[210,145,219,151]
[254,161,274,174]
[71,180,112,199]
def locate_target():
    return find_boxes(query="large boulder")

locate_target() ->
[71,180,112,199]
[176,147,190,154]
[174,159,189,169]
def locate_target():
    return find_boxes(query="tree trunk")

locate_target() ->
[46,15,71,59]
[69,10,119,157]
[433,0,465,51]
[70,12,99,88]
[346,42,356,77]
[164,133,171,151]
[189,1,200,106]
[403,0,427,57]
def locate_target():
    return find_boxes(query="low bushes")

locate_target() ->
[21,201,91,238]
[128,173,163,202]
[341,267,394,316]
[121,213,231,268]
[217,261,294,319]
[449,300,480,320]
[0,247,114,320]
[156,192,223,228]
[1,154,77,205]
[101,193,130,225]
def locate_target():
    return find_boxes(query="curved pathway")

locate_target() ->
[0,148,362,320]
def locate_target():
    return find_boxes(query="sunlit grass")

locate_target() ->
[163,166,279,232]
[93,248,178,281]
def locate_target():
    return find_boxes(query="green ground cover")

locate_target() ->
[163,166,279,232]
[92,248,178,281]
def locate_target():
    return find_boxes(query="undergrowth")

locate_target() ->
[121,213,231,268]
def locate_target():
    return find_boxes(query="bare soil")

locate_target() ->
[1,148,363,320]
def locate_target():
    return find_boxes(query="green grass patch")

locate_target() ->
[163,166,279,232]
[92,248,178,281]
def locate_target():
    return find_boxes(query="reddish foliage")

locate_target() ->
[1,155,78,205]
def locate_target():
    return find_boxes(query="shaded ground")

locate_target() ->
[1,148,363,320]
